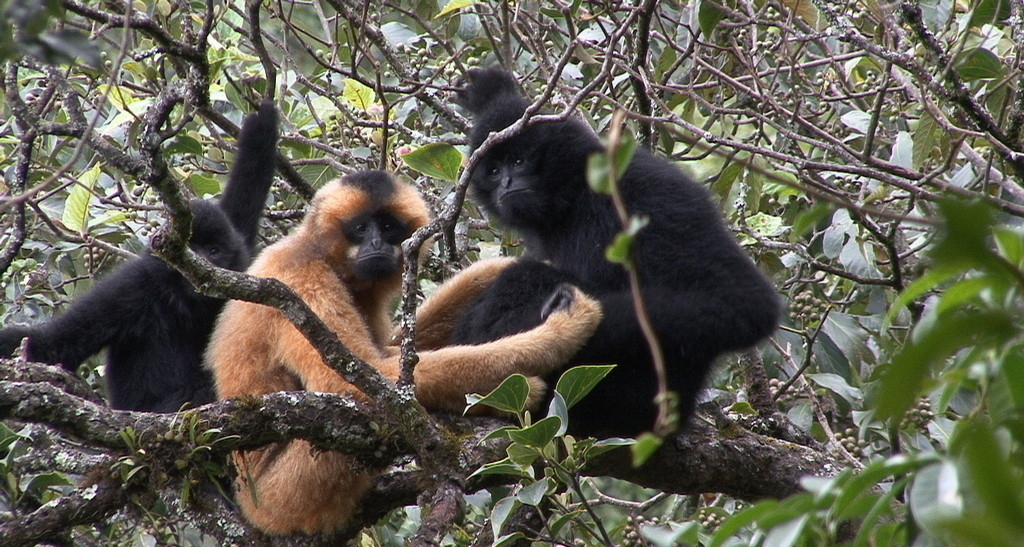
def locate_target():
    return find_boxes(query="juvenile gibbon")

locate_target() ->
[450,68,780,437]
[0,102,279,412]
[205,170,602,535]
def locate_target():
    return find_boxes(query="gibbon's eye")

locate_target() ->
[354,223,368,235]
[512,158,525,167]
[487,166,501,178]
[208,247,221,257]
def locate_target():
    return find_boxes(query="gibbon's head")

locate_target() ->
[304,171,430,282]
[456,68,602,231]
[188,199,250,271]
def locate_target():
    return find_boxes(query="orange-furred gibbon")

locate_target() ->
[205,170,602,536]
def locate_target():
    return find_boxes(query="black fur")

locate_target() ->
[451,69,780,437]
[0,102,279,412]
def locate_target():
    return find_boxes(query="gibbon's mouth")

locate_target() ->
[498,188,532,202]
[360,250,396,260]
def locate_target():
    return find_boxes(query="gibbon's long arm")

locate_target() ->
[0,261,151,368]
[395,257,518,352]
[219,101,279,248]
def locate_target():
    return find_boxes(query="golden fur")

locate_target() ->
[205,172,601,535]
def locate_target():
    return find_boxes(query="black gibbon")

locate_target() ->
[0,102,279,412]
[450,68,781,437]
[205,170,602,536]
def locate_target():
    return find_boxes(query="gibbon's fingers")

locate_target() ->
[397,257,520,350]
[380,286,602,413]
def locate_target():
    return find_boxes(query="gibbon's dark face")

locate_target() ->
[471,140,559,229]
[343,210,410,281]
[189,200,250,271]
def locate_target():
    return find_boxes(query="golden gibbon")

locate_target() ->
[205,170,602,535]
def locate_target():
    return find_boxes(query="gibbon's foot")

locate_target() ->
[540,283,576,321]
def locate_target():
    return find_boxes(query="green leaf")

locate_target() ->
[435,0,476,18]
[698,0,726,35]
[468,458,532,479]
[960,424,1024,531]
[494,533,527,547]
[605,232,634,264]
[747,212,784,237]
[555,365,616,409]
[913,109,940,169]
[341,78,378,111]
[969,0,1011,27]
[875,310,1015,420]
[506,442,541,468]
[37,29,101,67]
[188,173,222,197]
[546,391,569,436]
[467,374,531,415]
[728,401,757,415]
[957,48,1004,81]
[631,432,663,467]
[491,495,519,539]
[919,0,954,31]
[62,165,101,233]
[400,143,463,182]
[508,416,562,448]
[516,478,549,506]
[885,263,961,326]
[586,152,612,194]
[710,500,784,547]
[164,135,204,156]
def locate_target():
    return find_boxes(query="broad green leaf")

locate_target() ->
[516,478,549,506]
[875,310,1015,420]
[400,143,463,182]
[341,78,378,111]
[506,442,541,468]
[468,458,532,479]
[969,0,1011,27]
[729,401,757,415]
[491,495,519,539]
[840,110,871,133]
[612,132,638,180]
[889,131,913,169]
[508,416,561,448]
[586,152,612,194]
[920,0,954,31]
[165,135,204,156]
[957,48,1004,81]
[37,29,101,67]
[698,0,726,35]
[546,391,569,436]
[913,109,940,169]
[960,424,1024,530]
[555,365,616,409]
[993,226,1024,266]
[467,374,530,415]
[435,0,476,18]
[910,461,963,534]
[1001,351,1024,408]
[606,232,634,264]
[710,500,783,547]
[885,263,962,326]
[631,432,663,467]
[747,212,784,237]
[188,173,222,197]
[807,373,862,404]
[62,165,101,233]
[494,533,527,547]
